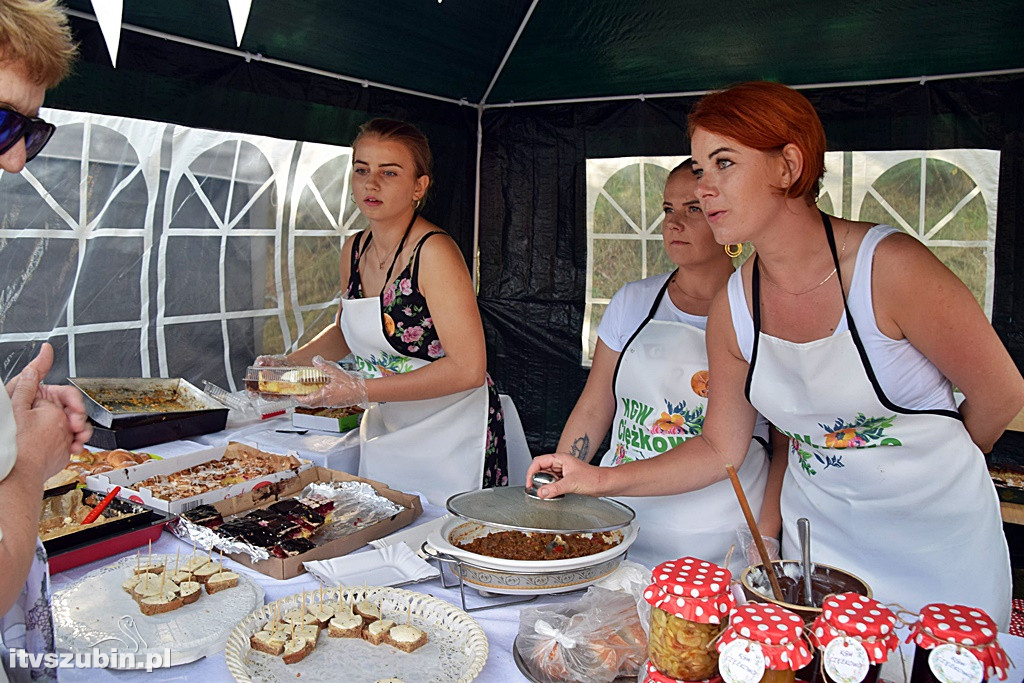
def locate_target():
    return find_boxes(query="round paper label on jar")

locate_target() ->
[823,638,870,683]
[928,644,984,683]
[719,640,766,683]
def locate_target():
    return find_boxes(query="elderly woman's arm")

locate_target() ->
[0,364,74,614]
[873,233,1024,453]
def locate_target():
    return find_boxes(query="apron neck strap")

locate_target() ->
[379,212,419,296]
[747,211,857,400]
[611,273,675,396]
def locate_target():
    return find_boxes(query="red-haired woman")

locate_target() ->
[259,119,508,504]
[529,82,1024,626]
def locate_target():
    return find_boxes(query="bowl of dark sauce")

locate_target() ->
[739,560,872,623]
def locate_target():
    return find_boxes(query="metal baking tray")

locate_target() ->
[69,377,229,429]
[42,492,174,573]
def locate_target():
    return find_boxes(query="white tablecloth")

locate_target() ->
[48,430,1024,682]
[50,496,577,682]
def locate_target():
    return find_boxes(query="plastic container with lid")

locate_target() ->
[907,604,1009,683]
[808,593,899,683]
[717,602,813,683]
[642,556,735,681]
[244,366,330,398]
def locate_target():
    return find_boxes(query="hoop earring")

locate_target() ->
[412,198,422,210]
[725,243,743,258]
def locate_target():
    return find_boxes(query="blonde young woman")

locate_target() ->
[555,160,783,572]
[529,82,1024,627]
[259,119,507,504]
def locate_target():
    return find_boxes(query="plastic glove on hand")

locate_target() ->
[296,355,369,409]
[253,354,289,367]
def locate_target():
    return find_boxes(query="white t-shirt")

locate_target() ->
[727,224,956,412]
[598,272,707,352]
[598,271,771,442]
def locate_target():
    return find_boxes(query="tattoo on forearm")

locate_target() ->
[569,434,591,461]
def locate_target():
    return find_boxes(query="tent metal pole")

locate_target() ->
[482,66,1024,109]
[472,105,483,290]
[64,9,469,107]
[478,0,541,106]
[472,0,539,287]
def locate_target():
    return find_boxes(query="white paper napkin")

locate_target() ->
[367,514,451,555]
[303,542,439,588]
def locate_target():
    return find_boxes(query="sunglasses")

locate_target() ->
[0,106,56,162]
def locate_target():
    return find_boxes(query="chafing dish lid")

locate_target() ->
[446,474,635,534]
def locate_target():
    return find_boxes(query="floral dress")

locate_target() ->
[346,229,508,488]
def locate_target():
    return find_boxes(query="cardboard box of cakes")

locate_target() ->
[179,467,422,580]
[85,442,312,515]
[291,406,363,433]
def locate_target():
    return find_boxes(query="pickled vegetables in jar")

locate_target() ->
[642,557,736,682]
[649,604,723,680]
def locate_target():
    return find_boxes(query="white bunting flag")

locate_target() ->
[227,0,254,47]
[90,0,123,67]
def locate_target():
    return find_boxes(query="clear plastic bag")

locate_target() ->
[518,586,648,683]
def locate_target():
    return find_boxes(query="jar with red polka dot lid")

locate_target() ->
[808,593,899,683]
[907,604,1009,683]
[716,603,813,683]
[643,557,735,681]
[639,659,725,683]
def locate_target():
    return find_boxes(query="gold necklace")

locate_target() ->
[670,275,713,301]
[371,235,400,270]
[759,226,849,296]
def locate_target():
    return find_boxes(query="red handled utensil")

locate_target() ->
[81,486,121,525]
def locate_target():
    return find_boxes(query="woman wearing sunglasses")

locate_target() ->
[529,81,1024,628]
[0,2,88,680]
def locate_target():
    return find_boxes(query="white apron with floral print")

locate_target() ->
[746,217,1011,628]
[341,288,488,506]
[598,278,769,572]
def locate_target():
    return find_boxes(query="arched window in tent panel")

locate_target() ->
[158,130,295,389]
[584,156,687,366]
[285,142,365,352]
[0,110,160,380]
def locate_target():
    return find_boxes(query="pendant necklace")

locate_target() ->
[670,275,713,301]
[371,235,400,270]
[759,225,849,296]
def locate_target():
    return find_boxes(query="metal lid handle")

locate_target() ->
[525,471,563,500]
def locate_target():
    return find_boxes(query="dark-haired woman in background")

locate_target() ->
[259,119,507,504]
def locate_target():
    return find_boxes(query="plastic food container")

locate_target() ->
[717,602,813,683]
[907,604,1009,683]
[292,406,363,432]
[642,557,734,681]
[809,593,899,683]
[244,366,329,398]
